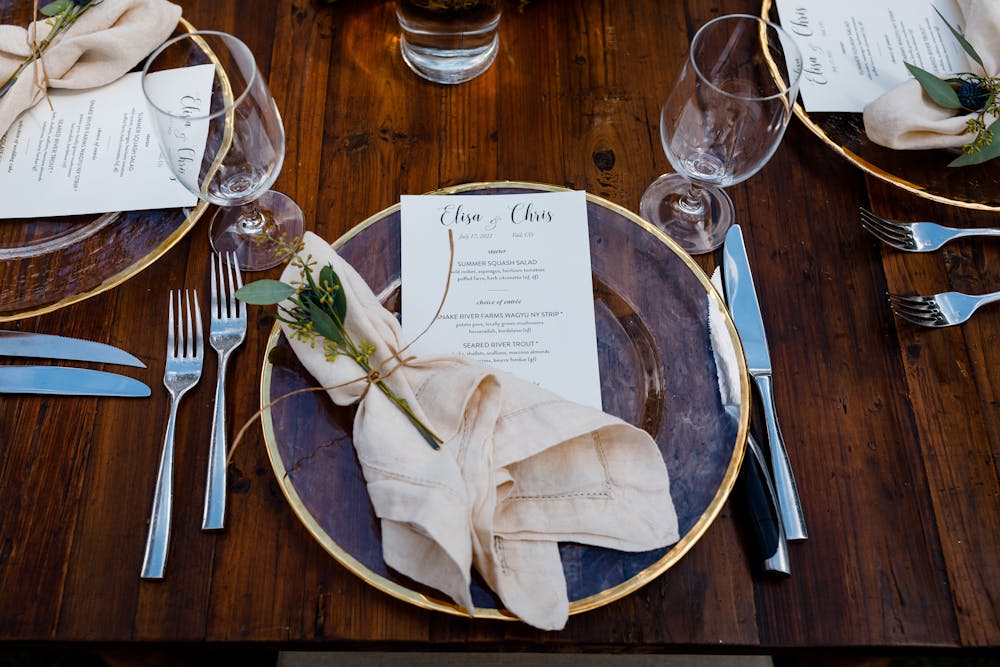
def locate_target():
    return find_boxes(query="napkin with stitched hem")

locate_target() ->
[0,0,182,138]
[280,231,679,631]
[862,0,999,151]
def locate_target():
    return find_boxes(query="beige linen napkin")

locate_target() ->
[280,231,679,631]
[863,0,999,150]
[0,0,182,138]
[708,269,739,408]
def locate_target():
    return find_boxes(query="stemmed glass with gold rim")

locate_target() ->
[141,30,303,271]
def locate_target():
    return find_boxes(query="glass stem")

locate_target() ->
[675,184,705,216]
[239,201,268,235]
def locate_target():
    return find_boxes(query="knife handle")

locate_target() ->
[742,432,790,575]
[753,373,808,541]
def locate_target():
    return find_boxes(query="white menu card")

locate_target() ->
[400,191,603,409]
[775,0,964,112]
[0,65,214,218]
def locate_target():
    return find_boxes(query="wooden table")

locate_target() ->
[1,0,998,657]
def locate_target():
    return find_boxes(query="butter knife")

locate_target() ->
[0,330,145,367]
[0,366,150,397]
[722,225,807,541]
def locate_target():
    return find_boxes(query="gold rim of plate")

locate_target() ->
[760,0,1000,212]
[0,17,208,323]
[259,181,750,621]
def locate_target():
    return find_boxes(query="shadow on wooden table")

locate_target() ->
[0,647,278,667]
[775,659,1000,667]
[1,650,999,666]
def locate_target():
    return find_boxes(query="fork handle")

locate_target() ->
[753,373,808,541]
[950,228,1000,240]
[203,349,232,531]
[141,396,179,579]
[972,290,1000,310]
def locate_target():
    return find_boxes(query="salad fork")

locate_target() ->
[142,290,204,579]
[861,208,1000,252]
[203,252,246,531]
[888,290,1000,327]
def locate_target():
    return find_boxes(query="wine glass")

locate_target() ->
[640,15,802,254]
[141,31,304,271]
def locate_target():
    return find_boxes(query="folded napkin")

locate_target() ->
[708,269,739,409]
[863,0,998,150]
[0,0,182,138]
[280,232,679,631]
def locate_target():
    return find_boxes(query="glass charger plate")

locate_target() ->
[761,0,1000,211]
[260,182,749,620]
[0,14,206,321]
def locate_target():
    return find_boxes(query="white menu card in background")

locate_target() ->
[400,191,603,409]
[775,0,964,112]
[0,65,214,218]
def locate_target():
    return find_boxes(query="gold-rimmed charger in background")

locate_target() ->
[0,15,206,322]
[761,0,1000,211]
[259,181,750,621]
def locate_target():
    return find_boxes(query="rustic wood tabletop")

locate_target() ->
[0,0,998,657]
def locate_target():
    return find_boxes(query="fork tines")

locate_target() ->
[168,289,203,359]
[860,208,916,251]
[887,293,947,327]
[211,252,244,322]
[888,293,939,314]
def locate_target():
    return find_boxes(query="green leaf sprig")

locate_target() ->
[904,7,999,167]
[0,0,102,100]
[236,237,443,451]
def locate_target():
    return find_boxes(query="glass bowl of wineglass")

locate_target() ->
[640,14,802,254]
[141,30,304,271]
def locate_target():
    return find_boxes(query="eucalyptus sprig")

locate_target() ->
[0,0,103,99]
[904,8,999,167]
[236,238,443,450]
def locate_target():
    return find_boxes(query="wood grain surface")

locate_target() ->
[0,0,998,654]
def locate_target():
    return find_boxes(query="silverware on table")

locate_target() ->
[711,268,790,575]
[888,290,1000,327]
[202,253,247,531]
[743,430,791,575]
[0,366,150,396]
[860,208,1000,252]
[0,330,145,367]
[722,225,807,542]
[142,289,204,579]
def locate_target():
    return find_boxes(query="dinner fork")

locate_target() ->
[860,208,1000,252]
[142,290,203,579]
[203,252,246,531]
[888,290,1000,327]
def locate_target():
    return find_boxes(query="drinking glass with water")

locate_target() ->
[395,0,502,84]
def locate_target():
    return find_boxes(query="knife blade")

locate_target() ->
[0,366,150,397]
[722,224,808,541]
[710,269,790,574]
[0,331,145,367]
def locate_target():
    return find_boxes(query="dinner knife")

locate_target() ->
[711,269,789,575]
[722,225,808,541]
[0,366,150,397]
[0,330,145,367]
